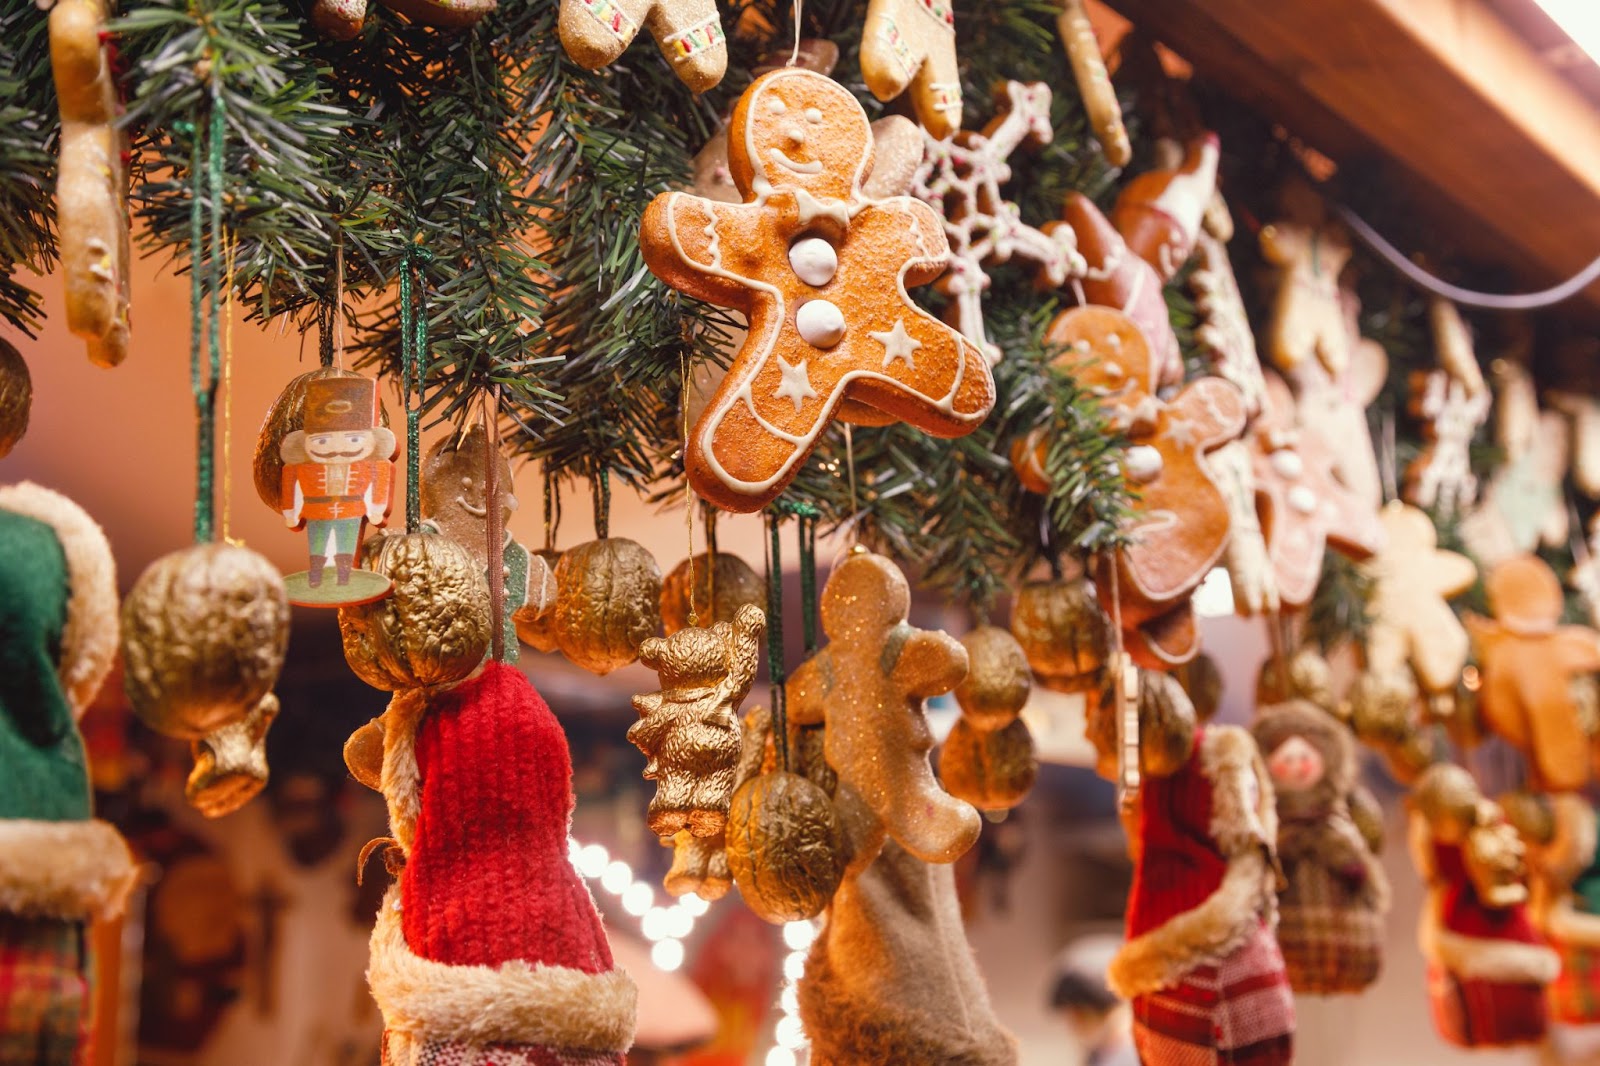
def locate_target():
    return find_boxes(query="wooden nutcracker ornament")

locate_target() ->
[1467,555,1600,794]
[50,0,131,368]
[912,80,1084,362]
[1410,764,1558,1048]
[629,602,765,839]
[1087,669,1295,1065]
[1252,700,1390,994]
[276,374,397,606]
[639,68,994,512]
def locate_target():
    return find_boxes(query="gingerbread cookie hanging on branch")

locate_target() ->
[1406,298,1490,517]
[860,0,963,139]
[559,0,727,93]
[640,68,994,513]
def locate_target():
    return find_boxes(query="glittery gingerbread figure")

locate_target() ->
[913,80,1084,363]
[629,603,766,839]
[860,0,963,139]
[640,69,993,512]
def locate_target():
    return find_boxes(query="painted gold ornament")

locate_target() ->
[630,603,766,839]
[954,625,1031,731]
[1087,667,1197,782]
[512,548,562,653]
[1009,577,1110,693]
[664,830,732,901]
[552,538,663,675]
[725,769,845,923]
[660,551,767,635]
[939,718,1036,811]
[337,531,492,691]
[186,692,278,818]
[0,337,30,459]
[344,716,385,792]
[253,367,391,511]
[121,543,290,739]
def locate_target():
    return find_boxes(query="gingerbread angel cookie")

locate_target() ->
[559,0,726,92]
[640,69,994,512]
[1363,500,1477,695]
[913,81,1084,362]
[1052,306,1246,667]
[860,0,962,139]
[1283,291,1388,508]
[1251,373,1384,609]
[1467,555,1600,794]
[51,0,131,368]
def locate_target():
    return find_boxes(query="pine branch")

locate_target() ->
[0,1,58,335]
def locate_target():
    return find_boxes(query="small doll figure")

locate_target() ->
[1504,791,1600,1026]
[278,374,396,606]
[1410,764,1559,1048]
[1252,700,1390,994]
[1088,669,1294,1066]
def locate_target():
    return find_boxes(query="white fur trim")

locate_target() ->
[0,482,118,717]
[1546,897,1600,948]
[367,888,637,1051]
[1202,725,1278,857]
[0,819,136,920]
[1418,888,1560,983]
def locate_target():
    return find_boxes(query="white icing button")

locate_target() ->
[1125,445,1163,484]
[796,300,846,349]
[804,107,823,123]
[788,237,838,287]
[768,98,787,114]
[1270,448,1304,480]
[1288,485,1319,515]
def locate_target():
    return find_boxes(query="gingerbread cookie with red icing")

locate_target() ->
[640,68,993,513]
[1051,306,1246,665]
[1251,373,1384,608]
[559,0,727,92]
[860,0,962,139]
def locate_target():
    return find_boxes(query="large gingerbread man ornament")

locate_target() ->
[787,549,981,871]
[640,69,994,512]
[860,0,963,139]
[559,0,726,93]
[51,0,131,368]
[1468,556,1600,793]
[1362,501,1477,695]
[1054,306,1246,667]
[1251,373,1385,608]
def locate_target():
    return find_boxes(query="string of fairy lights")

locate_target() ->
[569,837,815,1063]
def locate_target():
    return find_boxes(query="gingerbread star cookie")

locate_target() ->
[1362,500,1477,695]
[861,0,962,139]
[1468,555,1600,793]
[913,81,1083,363]
[1053,306,1246,667]
[51,0,131,368]
[560,0,727,93]
[1251,373,1384,608]
[640,69,994,512]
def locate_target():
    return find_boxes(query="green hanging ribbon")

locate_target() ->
[764,507,790,771]
[594,468,611,540]
[189,92,226,544]
[774,499,821,654]
[399,246,428,533]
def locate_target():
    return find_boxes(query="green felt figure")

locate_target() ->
[0,482,135,1066]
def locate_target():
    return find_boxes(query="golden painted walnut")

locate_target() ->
[787,550,980,870]
[186,693,279,818]
[337,531,492,691]
[939,626,1036,811]
[725,766,845,923]
[1009,576,1110,694]
[660,551,766,635]
[0,338,30,459]
[630,602,765,839]
[550,538,662,675]
[121,544,290,739]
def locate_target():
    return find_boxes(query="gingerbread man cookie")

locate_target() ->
[1405,368,1491,518]
[51,0,131,368]
[787,549,980,869]
[1463,361,1569,564]
[1052,306,1246,666]
[309,0,495,38]
[1057,0,1130,167]
[913,80,1084,362]
[1548,390,1600,500]
[1251,374,1384,608]
[1191,226,1267,420]
[1467,556,1600,793]
[1260,217,1352,376]
[1212,438,1278,616]
[559,0,726,92]
[1281,292,1387,508]
[1362,500,1477,695]
[1110,132,1219,282]
[640,69,994,512]
[860,0,962,139]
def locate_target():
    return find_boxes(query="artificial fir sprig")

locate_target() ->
[0,2,58,334]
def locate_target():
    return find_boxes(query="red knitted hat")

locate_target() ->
[367,662,636,1060]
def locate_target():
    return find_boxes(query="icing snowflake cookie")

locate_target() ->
[913,81,1084,363]
[860,0,962,139]
[560,0,727,92]
[640,68,994,512]
[50,0,131,368]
